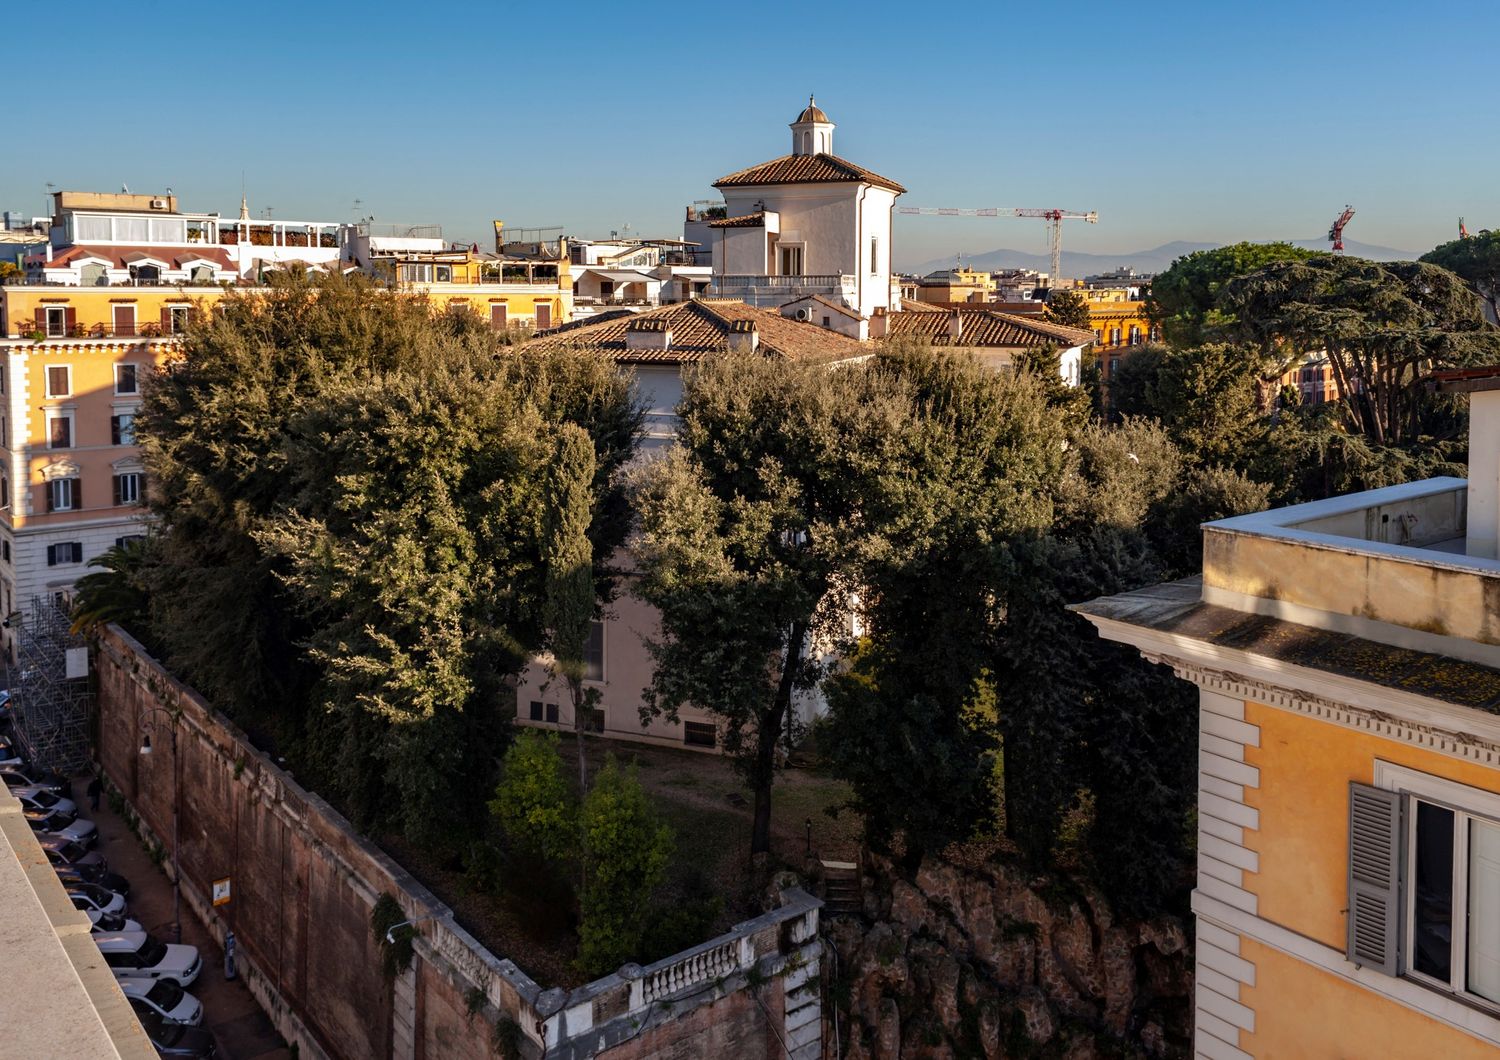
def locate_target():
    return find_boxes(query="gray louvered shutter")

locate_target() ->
[1347,782,1403,975]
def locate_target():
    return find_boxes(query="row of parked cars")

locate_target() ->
[1,695,216,1058]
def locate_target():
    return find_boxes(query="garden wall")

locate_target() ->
[94,624,822,1060]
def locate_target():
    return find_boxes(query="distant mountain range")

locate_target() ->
[904,238,1420,278]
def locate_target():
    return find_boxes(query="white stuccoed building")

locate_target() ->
[708,98,905,320]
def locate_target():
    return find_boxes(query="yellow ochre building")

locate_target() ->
[1076,365,1500,1057]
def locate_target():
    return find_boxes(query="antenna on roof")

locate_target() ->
[121,184,130,194]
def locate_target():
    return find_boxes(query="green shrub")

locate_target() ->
[489,730,573,862]
[577,756,673,976]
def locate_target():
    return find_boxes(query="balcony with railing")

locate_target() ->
[712,274,849,292]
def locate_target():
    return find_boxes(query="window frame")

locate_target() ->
[47,413,73,450]
[168,306,190,335]
[115,363,139,395]
[1377,761,1500,1012]
[45,307,67,338]
[583,619,605,683]
[114,472,143,507]
[45,364,71,398]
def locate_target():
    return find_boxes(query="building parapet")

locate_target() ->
[1201,477,1500,665]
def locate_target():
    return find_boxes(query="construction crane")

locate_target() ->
[1328,205,1356,253]
[894,207,1098,283]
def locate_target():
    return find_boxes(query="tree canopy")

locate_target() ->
[137,273,642,845]
[1146,241,1318,348]
[1422,231,1500,322]
[1217,256,1500,444]
[1044,289,1093,331]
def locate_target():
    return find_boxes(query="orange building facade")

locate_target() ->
[1079,371,1500,1058]
[0,287,228,651]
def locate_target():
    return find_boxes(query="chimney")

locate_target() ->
[948,309,963,343]
[726,319,759,354]
[868,306,889,339]
[625,318,673,352]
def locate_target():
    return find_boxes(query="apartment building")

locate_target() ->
[0,285,214,647]
[1075,366,1500,1057]
[374,237,573,331]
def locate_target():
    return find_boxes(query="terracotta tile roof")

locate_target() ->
[523,299,870,365]
[708,212,767,229]
[713,153,905,194]
[33,245,234,272]
[888,306,1095,348]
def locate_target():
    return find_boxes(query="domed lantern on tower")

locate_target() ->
[790,95,835,156]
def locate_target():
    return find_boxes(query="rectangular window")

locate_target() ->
[115,364,138,395]
[779,246,803,277]
[585,708,605,734]
[113,473,143,506]
[48,415,72,450]
[435,265,452,282]
[168,307,189,335]
[112,304,136,338]
[583,620,604,682]
[114,536,144,550]
[46,542,82,566]
[870,236,879,275]
[45,308,67,338]
[46,365,70,397]
[684,722,717,748]
[46,478,78,512]
[112,414,136,446]
[528,700,544,722]
[2,541,10,563]
[544,703,559,724]
[1362,765,1500,1011]
[535,303,552,330]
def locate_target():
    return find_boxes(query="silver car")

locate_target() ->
[13,784,78,817]
[24,808,96,848]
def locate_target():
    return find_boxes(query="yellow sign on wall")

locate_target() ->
[212,877,232,906]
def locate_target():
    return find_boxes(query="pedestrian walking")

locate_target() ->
[87,773,102,812]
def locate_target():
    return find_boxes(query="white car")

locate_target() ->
[89,909,142,933]
[95,931,202,988]
[118,977,203,1026]
[13,785,78,817]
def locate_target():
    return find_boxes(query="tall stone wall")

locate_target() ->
[94,624,821,1060]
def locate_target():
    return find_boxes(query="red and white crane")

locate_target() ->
[1328,205,1356,253]
[894,206,1098,284]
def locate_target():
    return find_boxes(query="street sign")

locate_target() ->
[212,877,231,906]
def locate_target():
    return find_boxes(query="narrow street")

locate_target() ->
[79,777,291,1060]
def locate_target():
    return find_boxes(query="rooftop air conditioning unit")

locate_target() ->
[150,198,168,210]
[795,308,810,321]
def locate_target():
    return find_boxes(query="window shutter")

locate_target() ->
[112,475,122,506]
[47,545,56,566]
[161,307,172,333]
[45,482,54,512]
[63,307,77,335]
[111,416,121,446]
[72,478,80,510]
[1348,782,1403,975]
[34,308,45,331]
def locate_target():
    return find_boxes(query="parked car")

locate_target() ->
[119,977,203,1027]
[55,860,130,897]
[133,1007,217,1059]
[95,931,201,988]
[18,794,78,825]
[12,784,78,817]
[38,834,106,870]
[89,909,142,933]
[66,882,127,918]
[24,808,96,847]
[0,767,64,793]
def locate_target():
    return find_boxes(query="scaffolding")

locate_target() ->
[6,596,92,775]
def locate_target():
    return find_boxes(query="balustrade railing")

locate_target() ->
[639,937,744,1004]
[712,274,848,290]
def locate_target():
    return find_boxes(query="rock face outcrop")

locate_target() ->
[826,854,1192,1058]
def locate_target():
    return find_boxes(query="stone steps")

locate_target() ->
[821,860,862,917]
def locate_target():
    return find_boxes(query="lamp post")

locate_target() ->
[138,707,181,944]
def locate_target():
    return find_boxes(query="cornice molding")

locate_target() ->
[1145,651,1500,768]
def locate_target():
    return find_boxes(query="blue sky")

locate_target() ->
[5,0,1495,268]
